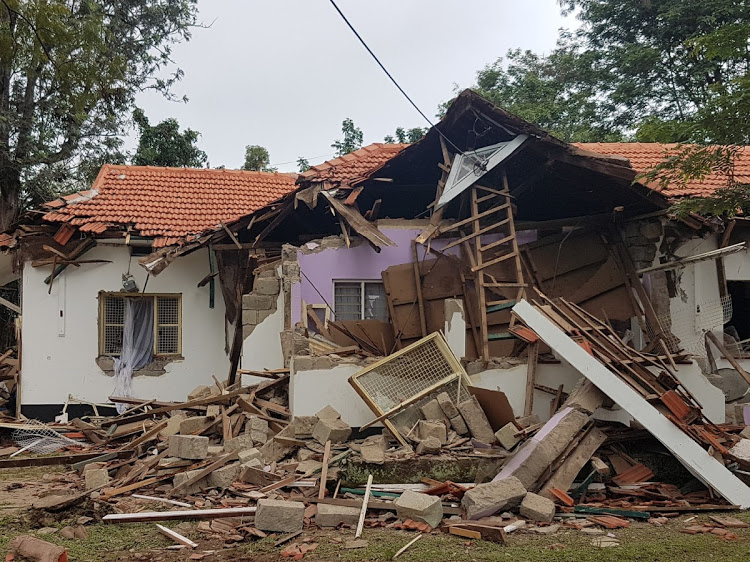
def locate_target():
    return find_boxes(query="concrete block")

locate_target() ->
[360,434,387,464]
[394,490,443,528]
[173,469,208,495]
[255,499,305,532]
[237,448,262,464]
[168,434,209,460]
[316,405,341,420]
[316,503,361,527]
[207,445,224,456]
[458,396,495,443]
[741,427,750,440]
[519,492,555,522]
[707,369,749,402]
[420,399,448,422]
[436,392,460,418]
[84,468,110,490]
[294,416,318,438]
[250,430,268,445]
[243,294,274,310]
[260,424,297,463]
[515,414,540,428]
[187,385,212,401]
[242,309,260,326]
[241,458,263,470]
[494,407,590,489]
[297,449,316,462]
[564,378,606,414]
[415,436,441,455]
[417,420,447,444]
[179,416,209,435]
[461,476,527,520]
[448,414,469,436]
[159,413,187,439]
[207,462,241,489]
[495,423,521,450]
[224,434,255,453]
[254,276,280,295]
[296,459,322,474]
[245,416,269,434]
[729,439,750,462]
[312,418,352,445]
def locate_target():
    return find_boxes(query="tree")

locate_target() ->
[297,157,310,173]
[384,126,426,144]
[472,43,624,143]
[242,145,276,172]
[132,110,206,168]
[0,1,198,230]
[332,118,363,156]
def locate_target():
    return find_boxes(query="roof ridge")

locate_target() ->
[98,163,297,177]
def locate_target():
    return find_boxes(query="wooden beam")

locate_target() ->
[355,474,373,539]
[412,241,427,337]
[104,507,257,523]
[318,440,331,500]
[524,342,538,416]
[0,296,20,315]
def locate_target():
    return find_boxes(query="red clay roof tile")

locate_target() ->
[42,164,297,241]
[300,143,408,186]
[575,142,750,199]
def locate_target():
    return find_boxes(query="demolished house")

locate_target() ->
[0,165,297,418]
[3,90,750,554]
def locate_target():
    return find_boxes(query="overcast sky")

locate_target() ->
[134,1,573,172]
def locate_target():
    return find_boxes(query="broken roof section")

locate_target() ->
[41,164,298,248]
[299,143,408,187]
[575,142,750,200]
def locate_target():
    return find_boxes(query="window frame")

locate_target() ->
[98,292,183,358]
[332,280,388,322]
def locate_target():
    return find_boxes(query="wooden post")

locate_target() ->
[524,342,538,416]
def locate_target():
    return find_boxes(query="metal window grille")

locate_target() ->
[102,295,125,355]
[334,281,389,321]
[100,293,181,357]
[364,282,389,321]
[156,296,181,355]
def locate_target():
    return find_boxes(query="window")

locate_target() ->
[333,281,389,321]
[100,293,181,357]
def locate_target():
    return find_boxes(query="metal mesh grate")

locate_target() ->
[650,295,732,357]
[102,295,125,355]
[354,337,468,413]
[157,296,180,354]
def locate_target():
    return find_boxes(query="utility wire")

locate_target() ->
[326,0,482,166]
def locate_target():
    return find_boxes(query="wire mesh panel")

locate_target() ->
[651,295,732,357]
[156,296,181,355]
[349,332,472,442]
[102,295,125,355]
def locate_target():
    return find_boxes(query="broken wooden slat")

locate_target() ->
[156,523,198,548]
[170,451,239,497]
[355,474,373,539]
[318,440,331,500]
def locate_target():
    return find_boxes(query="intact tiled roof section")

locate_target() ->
[575,142,750,199]
[300,143,409,185]
[42,165,297,246]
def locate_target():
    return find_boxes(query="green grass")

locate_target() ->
[0,465,66,482]
[0,511,748,560]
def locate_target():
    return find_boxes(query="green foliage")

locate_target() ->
[473,43,624,142]
[132,109,206,168]
[384,126,426,144]
[242,145,276,172]
[332,118,363,156]
[0,0,198,229]
[297,157,310,173]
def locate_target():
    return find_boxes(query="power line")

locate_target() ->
[326,0,476,163]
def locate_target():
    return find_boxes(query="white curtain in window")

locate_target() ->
[113,298,154,413]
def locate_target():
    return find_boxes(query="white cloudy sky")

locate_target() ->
[135,0,574,172]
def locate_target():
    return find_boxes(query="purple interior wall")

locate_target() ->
[292,226,538,325]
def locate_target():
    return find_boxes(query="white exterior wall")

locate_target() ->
[241,285,285,386]
[21,245,229,406]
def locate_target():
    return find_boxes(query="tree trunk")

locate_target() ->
[0,166,22,232]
